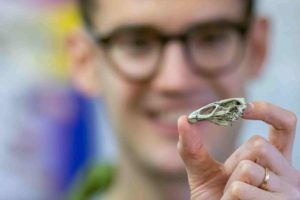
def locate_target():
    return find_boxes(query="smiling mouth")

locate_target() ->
[145,104,210,138]
[146,110,187,138]
[141,92,220,137]
[148,109,191,124]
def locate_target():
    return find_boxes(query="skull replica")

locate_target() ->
[188,98,247,126]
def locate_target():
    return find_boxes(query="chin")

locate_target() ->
[138,142,187,178]
[121,117,187,178]
[143,158,187,179]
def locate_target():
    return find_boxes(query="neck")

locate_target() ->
[104,151,190,200]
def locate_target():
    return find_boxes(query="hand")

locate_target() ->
[222,102,300,199]
[177,101,300,200]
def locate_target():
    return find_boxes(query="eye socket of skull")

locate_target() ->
[234,100,241,105]
[200,105,217,115]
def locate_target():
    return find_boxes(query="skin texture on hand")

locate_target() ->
[178,101,300,200]
[177,116,222,199]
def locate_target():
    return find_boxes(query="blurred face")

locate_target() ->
[71,0,267,178]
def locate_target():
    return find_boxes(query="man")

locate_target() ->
[68,0,300,199]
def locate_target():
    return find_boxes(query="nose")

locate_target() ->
[150,41,200,94]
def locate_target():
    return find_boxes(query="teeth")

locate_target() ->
[156,110,191,124]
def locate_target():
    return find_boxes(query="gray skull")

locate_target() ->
[188,98,247,126]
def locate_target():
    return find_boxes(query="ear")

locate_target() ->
[247,17,270,79]
[66,29,101,97]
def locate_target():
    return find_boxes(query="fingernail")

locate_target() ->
[243,103,254,115]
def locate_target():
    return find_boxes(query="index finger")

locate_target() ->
[242,101,297,161]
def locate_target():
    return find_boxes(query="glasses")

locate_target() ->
[95,21,250,82]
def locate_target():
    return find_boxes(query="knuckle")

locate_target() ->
[186,146,200,159]
[247,136,271,162]
[286,112,298,129]
[250,135,267,148]
[250,136,269,155]
[238,160,256,180]
[249,135,265,144]
[230,181,244,198]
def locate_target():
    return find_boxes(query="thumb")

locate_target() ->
[177,115,221,185]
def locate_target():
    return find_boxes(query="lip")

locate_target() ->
[147,115,181,138]
[146,110,210,139]
[145,104,211,139]
[142,92,219,138]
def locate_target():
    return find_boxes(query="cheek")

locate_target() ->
[211,40,254,97]
[215,65,250,97]
[98,64,145,132]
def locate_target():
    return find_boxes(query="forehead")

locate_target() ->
[94,0,245,34]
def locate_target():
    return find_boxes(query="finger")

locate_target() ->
[224,135,291,177]
[221,181,277,200]
[243,101,297,161]
[177,115,221,186]
[224,160,286,193]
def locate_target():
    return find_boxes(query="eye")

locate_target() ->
[203,32,226,42]
[127,37,153,50]
[114,33,159,56]
[199,32,228,46]
[190,28,233,49]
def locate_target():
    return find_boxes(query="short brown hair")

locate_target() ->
[77,0,255,30]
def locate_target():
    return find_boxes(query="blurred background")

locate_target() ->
[0,0,299,199]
